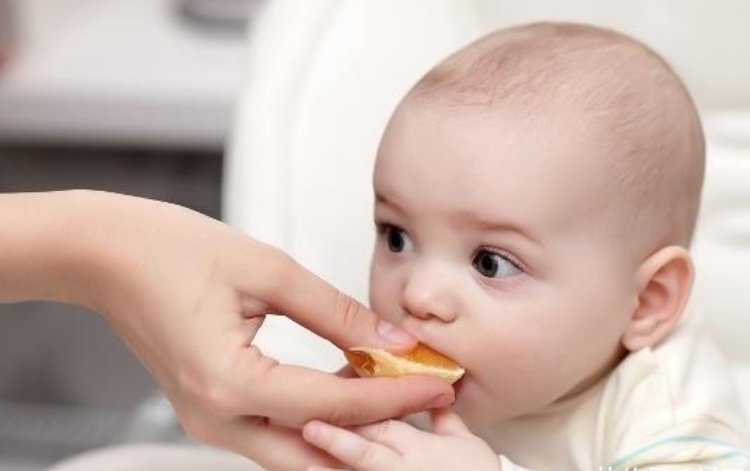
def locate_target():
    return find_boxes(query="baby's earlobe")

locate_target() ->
[622,315,659,351]
[624,246,694,351]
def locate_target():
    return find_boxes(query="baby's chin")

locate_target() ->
[449,380,502,429]
[450,380,553,430]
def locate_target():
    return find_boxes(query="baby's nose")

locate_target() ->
[400,264,459,323]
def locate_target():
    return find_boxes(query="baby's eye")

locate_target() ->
[382,224,414,253]
[472,249,522,279]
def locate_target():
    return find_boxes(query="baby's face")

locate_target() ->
[369,103,640,429]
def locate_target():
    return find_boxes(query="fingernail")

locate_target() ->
[377,320,415,345]
[427,393,454,409]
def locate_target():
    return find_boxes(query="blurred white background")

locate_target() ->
[0,0,249,147]
[0,1,748,469]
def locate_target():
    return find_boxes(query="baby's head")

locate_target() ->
[367,23,704,428]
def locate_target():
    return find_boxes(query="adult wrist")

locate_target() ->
[0,190,131,313]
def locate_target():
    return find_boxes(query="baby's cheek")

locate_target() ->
[460,351,565,424]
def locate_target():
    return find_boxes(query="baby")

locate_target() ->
[300,22,750,470]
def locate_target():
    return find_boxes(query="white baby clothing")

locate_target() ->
[487,320,750,470]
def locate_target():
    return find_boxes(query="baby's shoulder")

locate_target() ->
[604,323,738,424]
[596,323,750,466]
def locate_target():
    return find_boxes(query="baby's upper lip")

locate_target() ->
[398,321,456,354]
[397,319,427,343]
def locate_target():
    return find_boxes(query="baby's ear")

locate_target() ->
[622,246,694,352]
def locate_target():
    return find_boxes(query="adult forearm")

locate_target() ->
[0,190,125,309]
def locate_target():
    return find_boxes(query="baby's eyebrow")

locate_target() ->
[376,192,541,247]
[374,193,405,214]
[460,211,542,247]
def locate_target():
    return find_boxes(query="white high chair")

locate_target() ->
[223,0,750,416]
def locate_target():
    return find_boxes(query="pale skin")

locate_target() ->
[302,100,695,470]
[0,190,455,471]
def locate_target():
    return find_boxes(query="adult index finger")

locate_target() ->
[242,244,417,352]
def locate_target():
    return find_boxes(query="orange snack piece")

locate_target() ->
[344,343,465,384]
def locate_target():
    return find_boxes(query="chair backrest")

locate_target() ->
[223,0,482,370]
[692,113,750,366]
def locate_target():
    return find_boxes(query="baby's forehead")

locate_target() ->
[378,100,623,233]
[392,92,617,176]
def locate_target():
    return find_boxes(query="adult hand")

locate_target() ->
[0,191,454,470]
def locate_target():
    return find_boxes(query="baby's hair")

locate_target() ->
[407,22,704,253]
